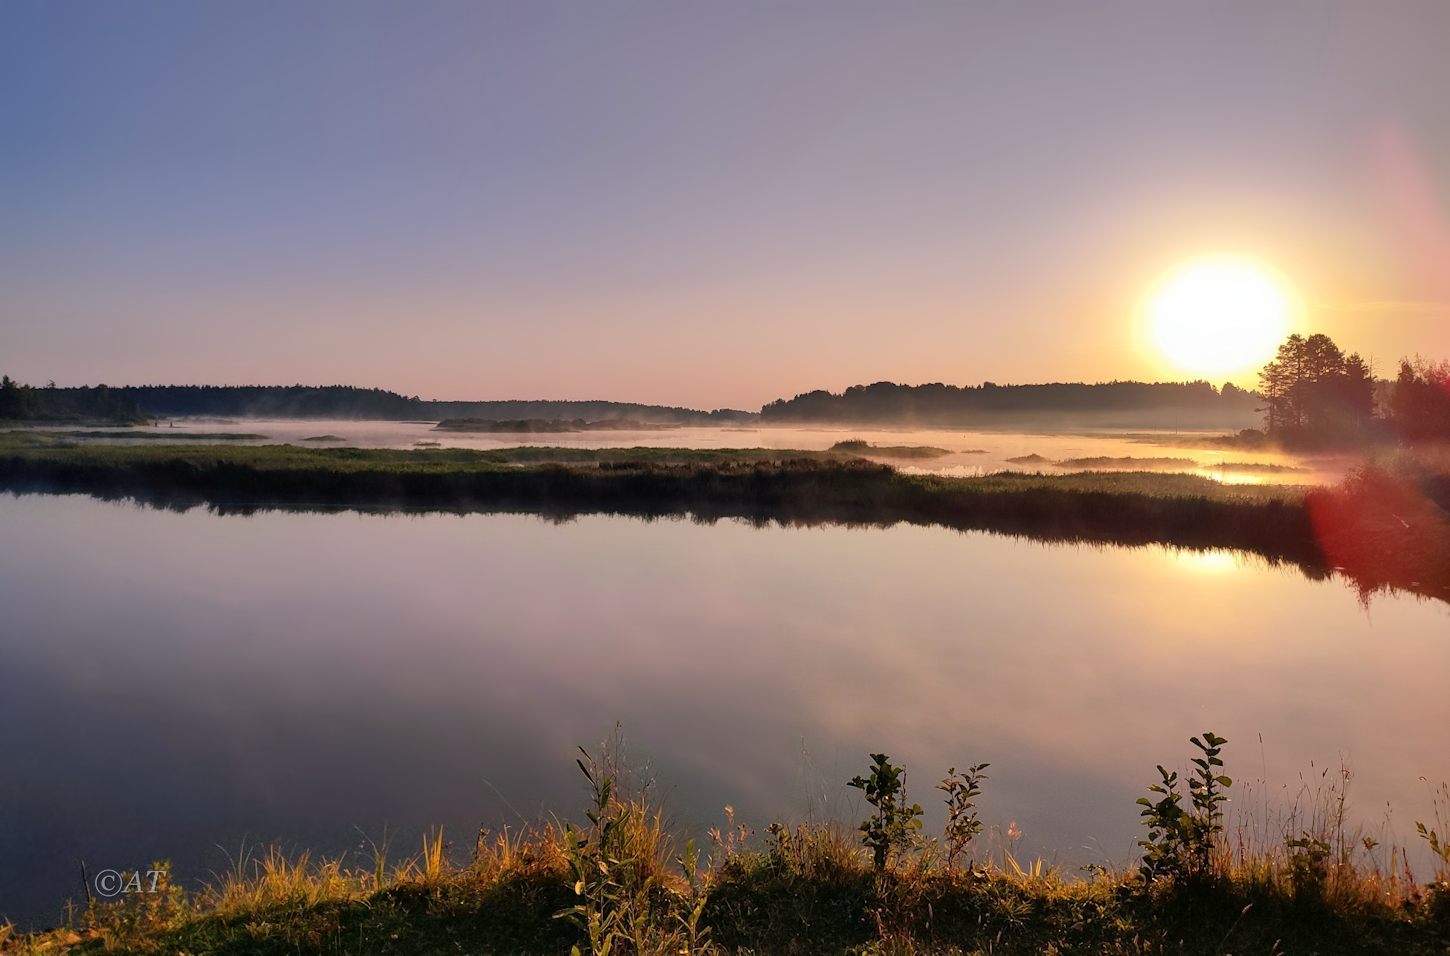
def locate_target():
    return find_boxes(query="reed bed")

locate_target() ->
[3,432,1448,603]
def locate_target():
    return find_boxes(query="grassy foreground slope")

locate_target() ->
[0,432,1446,601]
[13,843,1447,955]
[7,737,1449,955]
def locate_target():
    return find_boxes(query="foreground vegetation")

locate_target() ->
[7,733,1448,955]
[1,431,1447,603]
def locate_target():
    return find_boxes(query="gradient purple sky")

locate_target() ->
[4,1,1449,409]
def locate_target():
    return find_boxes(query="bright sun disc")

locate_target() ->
[1145,257,1296,378]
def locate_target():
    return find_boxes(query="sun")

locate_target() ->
[1142,256,1298,379]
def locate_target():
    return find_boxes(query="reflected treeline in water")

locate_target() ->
[3,451,1447,605]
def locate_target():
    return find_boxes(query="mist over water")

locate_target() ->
[35,419,1353,486]
[2,491,1446,929]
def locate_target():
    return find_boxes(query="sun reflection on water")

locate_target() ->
[1173,548,1242,573]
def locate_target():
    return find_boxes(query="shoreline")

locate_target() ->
[1,438,1447,604]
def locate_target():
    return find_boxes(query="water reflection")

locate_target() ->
[0,495,1446,928]
[1171,548,1243,574]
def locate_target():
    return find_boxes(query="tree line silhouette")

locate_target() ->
[0,381,752,424]
[1389,358,1450,443]
[0,376,144,422]
[6,340,1449,442]
[1257,333,1450,446]
[760,380,1259,425]
[117,385,752,423]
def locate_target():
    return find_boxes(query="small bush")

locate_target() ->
[939,763,990,869]
[1137,732,1231,883]
[849,754,924,872]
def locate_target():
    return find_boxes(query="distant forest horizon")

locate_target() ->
[1,376,1266,429]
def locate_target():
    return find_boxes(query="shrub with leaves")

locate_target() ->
[1185,732,1231,876]
[939,763,990,869]
[1137,732,1231,883]
[1286,832,1332,899]
[1138,765,1190,881]
[848,753,923,872]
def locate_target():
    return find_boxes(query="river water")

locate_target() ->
[2,486,1447,927]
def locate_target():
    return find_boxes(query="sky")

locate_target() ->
[3,1,1449,410]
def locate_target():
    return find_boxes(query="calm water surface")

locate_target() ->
[2,493,1447,926]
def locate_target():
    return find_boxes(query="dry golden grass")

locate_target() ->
[7,742,1448,954]
[13,806,1445,956]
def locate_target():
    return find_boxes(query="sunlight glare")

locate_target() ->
[1143,257,1298,379]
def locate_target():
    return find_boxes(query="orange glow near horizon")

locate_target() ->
[1140,256,1301,383]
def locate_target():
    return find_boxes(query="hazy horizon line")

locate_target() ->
[13,374,1270,413]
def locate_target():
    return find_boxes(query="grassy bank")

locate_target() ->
[7,735,1448,955]
[828,439,955,458]
[1,432,1447,602]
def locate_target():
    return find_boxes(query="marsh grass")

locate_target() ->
[6,432,1449,602]
[1054,456,1200,469]
[829,440,953,458]
[1209,461,1311,474]
[0,432,1321,551]
[1417,782,1450,894]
